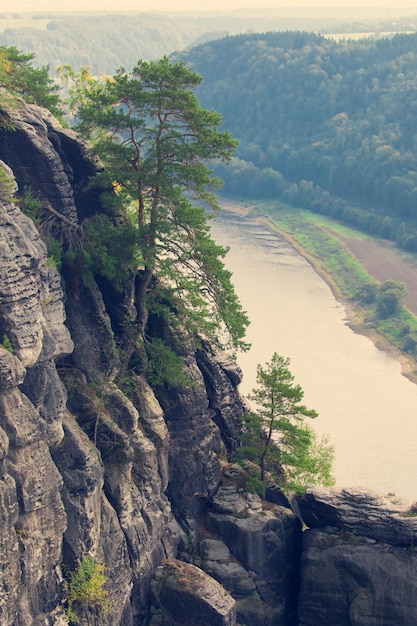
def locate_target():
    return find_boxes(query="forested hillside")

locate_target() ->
[0,13,204,73]
[1,9,416,75]
[0,12,337,74]
[179,32,417,251]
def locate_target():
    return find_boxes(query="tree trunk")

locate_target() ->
[135,268,153,337]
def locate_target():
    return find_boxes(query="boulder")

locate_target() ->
[296,487,417,626]
[150,559,236,626]
[206,484,301,626]
[295,486,417,546]
[198,538,257,597]
[298,526,417,626]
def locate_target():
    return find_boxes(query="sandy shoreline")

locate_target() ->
[218,199,417,385]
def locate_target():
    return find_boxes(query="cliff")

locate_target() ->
[0,100,248,625]
[1,101,417,626]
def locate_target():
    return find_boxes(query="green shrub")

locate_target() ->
[45,235,63,269]
[376,280,408,319]
[355,282,378,305]
[0,166,15,201]
[81,213,138,290]
[145,338,190,390]
[403,333,417,355]
[65,556,109,624]
[245,472,266,498]
[1,333,14,353]
[19,188,43,224]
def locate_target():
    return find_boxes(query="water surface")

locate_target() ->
[212,210,417,502]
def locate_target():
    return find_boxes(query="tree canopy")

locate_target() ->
[237,353,334,493]
[179,32,417,251]
[0,45,60,115]
[62,56,248,352]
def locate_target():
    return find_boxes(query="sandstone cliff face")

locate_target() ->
[0,102,247,625]
[2,101,417,626]
[296,488,417,626]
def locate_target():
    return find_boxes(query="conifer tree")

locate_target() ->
[0,46,60,115]
[62,57,249,351]
[246,353,334,491]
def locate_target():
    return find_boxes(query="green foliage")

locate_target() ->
[239,353,335,492]
[65,556,109,624]
[1,333,14,353]
[0,13,227,77]
[118,372,141,398]
[82,213,139,290]
[375,279,408,319]
[19,188,43,224]
[280,424,335,493]
[355,282,378,305]
[402,332,417,355]
[245,471,266,498]
[235,411,281,473]
[10,189,64,273]
[62,56,248,352]
[0,45,60,115]
[0,165,15,201]
[18,189,63,269]
[44,235,63,269]
[181,32,417,250]
[0,12,375,77]
[145,338,190,390]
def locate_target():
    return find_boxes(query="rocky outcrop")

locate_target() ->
[150,559,236,626]
[196,345,248,450]
[0,176,71,624]
[296,486,417,546]
[189,469,301,626]
[295,487,417,626]
[3,99,417,626]
[159,347,247,530]
[0,101,248,625]
[0,103,102,224]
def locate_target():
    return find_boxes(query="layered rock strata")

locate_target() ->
[0,168,71,624]
[2,100,417,626]
[296,487,417,626]
[0,102,247,625]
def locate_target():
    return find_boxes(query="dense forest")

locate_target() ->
[178,31,417,251]
[0,13,203,73]
[5,19,417,251]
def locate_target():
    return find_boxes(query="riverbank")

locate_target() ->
[218,198,417,385]
[260,216,417,383]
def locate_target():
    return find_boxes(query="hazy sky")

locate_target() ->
[12,0,417,12]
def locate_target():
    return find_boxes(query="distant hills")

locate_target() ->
[4,10,417,249]
[179,30,417,251]
[1,8,417,73]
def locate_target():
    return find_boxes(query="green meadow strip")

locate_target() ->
[251,199,417,381]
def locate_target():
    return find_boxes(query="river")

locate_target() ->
[211,208,417,503]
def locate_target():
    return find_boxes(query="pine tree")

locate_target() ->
[61,57,249,352]
[247,353,334,491]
